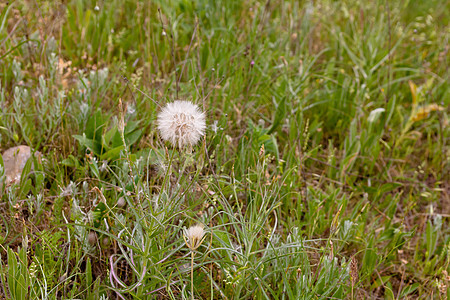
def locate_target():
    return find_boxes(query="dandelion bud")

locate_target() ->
[183,224,206,250]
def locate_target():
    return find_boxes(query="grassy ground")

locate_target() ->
[0,0,448,299]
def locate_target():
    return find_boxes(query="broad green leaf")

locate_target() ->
[267,97,286,134]
[100,145,124,160]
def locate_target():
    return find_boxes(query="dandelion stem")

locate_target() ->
[191,250,195,300]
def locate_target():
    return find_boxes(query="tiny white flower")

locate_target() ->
[99,160,108,172]
[183,224,206,250]
[127,103,136,115]
[211,120,219,133]
[61,181,76,197]
[157,100,206,148]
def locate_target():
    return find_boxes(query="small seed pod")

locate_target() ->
[117,197,126,208]
[58,273,67,282]
[88,231,97,245]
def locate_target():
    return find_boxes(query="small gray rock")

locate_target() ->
[1,145,39,187]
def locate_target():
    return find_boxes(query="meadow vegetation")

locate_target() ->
[0,0,448,298]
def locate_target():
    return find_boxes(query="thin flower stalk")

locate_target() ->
[183,224,206,300]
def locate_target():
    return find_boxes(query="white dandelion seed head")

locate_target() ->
[183,224,205,250]
[157,100,206,148]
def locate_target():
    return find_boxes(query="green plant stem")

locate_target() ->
[191,250,195,300]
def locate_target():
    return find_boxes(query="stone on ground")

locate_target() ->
[1,145,38,187]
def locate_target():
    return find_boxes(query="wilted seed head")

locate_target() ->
[183,224,206,250]
[118,98,126,134]
[157,100,206,149]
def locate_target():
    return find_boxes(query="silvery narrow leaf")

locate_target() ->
[368,108,385,123]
